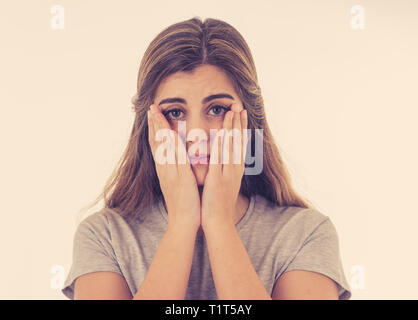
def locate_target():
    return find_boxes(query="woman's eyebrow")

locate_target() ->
[158,93,234,106]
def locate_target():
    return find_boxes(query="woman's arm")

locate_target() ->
[203,220,340,300]
[131,105,200,299]
[271,270,339,300]
[73,223,197,300]
[203,220,272,300]
[133,223,197,299]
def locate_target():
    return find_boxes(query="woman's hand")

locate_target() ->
[201,102,248,230]
[148,104,201,232]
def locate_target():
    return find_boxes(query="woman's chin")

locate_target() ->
[191,164,208,186]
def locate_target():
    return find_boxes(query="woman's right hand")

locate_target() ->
[147,104,201,233]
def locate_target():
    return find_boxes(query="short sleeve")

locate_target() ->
[61,215,124,299]
[283,217,352,300]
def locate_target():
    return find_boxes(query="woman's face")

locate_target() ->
[153,64,243,186]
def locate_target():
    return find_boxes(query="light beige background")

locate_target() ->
[1,0,417,299]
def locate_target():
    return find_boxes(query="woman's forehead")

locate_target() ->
[155,66,237,102]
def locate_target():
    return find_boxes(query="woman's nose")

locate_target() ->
[184,116,208,142]
[182,116,211,154]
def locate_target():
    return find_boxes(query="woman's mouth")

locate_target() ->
[189,154,210,165]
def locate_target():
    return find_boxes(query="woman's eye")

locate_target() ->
[163,105,230,120]
[209,105,230,116]
[164,109,183,120]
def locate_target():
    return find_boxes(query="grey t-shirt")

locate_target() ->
[62,194,352,300]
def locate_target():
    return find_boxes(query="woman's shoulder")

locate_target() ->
[253,194,330,232]
[76,207,127,232]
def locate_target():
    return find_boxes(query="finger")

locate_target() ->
[209,127,223,174]
[241,108,248,167]
[148,105,170,181]
[151,107,190,173]
[151,104,169,130]
[172,129,190,174]
[222,110,234,174]
[151,105,176,169]
[231,103,242,166]
[209,124,226,176]
[147,105,156,156]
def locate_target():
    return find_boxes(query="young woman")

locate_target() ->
[62,17,351,300]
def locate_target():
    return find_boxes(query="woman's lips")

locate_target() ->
[189,154,210,165]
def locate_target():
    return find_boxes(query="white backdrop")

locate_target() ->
[1,0,417,299]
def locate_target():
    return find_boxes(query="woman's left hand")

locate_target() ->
[201,102,248,231]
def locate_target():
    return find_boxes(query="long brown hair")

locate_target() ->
[80,17,314,224]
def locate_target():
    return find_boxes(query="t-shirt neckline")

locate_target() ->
[157,194,257,231]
